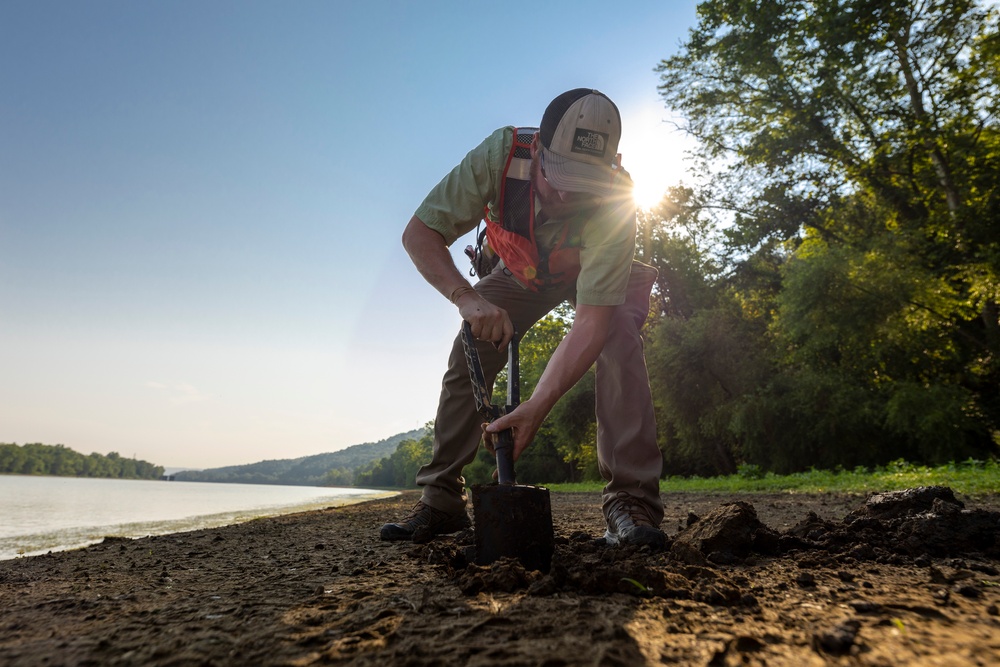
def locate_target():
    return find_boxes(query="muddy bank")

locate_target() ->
[1,488,998,665]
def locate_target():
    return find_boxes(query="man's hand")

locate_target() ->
[484,399,545,460]
[479,423,500,481]
[456,291,514,349]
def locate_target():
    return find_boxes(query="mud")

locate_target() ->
[1,487,999,665]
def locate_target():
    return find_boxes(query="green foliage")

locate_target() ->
[0,443,164,480]
[728,366,894,472]
[643,0,1000,474]
[462,445,499,487]
[647,301,768,475]
[549,458,1000,497]
[322,467,354,487]
[640,187,769,474]
[548,371,600,480]
[354,427,435,488]
[736,463,764,480]
[638,187,725,319]
[493,303,574,405]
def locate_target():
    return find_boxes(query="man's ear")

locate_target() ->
[530,132,540,158]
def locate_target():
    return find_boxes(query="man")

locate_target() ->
[380,89,664,547]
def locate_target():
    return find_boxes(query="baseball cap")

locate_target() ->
[539,88,622,197]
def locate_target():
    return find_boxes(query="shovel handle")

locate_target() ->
[494,429,516,485]
[460,319,520,484]
[496,334,518,484]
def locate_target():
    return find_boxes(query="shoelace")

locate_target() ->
[403,502,447,527]
[609,493,653,528]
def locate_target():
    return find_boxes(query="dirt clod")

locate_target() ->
[813,619,861,654]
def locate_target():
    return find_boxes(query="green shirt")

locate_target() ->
[414,126,636,306]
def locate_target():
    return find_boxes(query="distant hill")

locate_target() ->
[171,428,428,487]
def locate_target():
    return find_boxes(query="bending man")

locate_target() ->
[380,89,664,548]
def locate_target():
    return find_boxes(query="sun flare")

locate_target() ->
[619,104,695,210]
[631,173,670,210]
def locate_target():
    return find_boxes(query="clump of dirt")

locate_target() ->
[671,500,780,564]
[784,485,1000,561]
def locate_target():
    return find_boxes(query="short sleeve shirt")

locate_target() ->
[414,126,636,306]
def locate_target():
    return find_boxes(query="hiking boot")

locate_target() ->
[379,501,471,542]
[603,492,665,548]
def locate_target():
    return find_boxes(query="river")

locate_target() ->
[0,475,395,560]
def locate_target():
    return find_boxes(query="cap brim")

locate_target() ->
[541,147,614,197]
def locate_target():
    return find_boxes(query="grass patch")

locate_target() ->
[546,458,1000,497]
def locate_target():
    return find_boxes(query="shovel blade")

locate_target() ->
[472,483,554,573]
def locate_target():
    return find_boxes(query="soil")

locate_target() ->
[2,487,999,666]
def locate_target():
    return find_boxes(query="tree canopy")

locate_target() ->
[0,443,164,480]
[647,0,1000,472]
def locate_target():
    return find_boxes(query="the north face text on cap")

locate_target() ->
[571,129,608,158]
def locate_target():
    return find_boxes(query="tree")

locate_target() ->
[354,431,434,489]
[0,443,163,479]
[0,444,27,473]
[323,467,354,487]
[654,0,1000,468]
[637,186,763,474]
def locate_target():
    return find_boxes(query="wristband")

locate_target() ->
[449,285,477,304]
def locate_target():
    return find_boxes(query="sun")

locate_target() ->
[630,171,670,210]
[621,136,690,210]
[618,105,695,210]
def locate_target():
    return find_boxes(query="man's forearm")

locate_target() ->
[402,215,514,346]
[485,303,614,458]
[528,304,613,414]
[402,215,471,301]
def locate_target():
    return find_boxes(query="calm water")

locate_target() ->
[0,475,395,560]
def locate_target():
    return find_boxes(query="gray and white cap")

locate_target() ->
[539,88,622,197]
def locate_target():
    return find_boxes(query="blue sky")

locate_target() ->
[1,1,700,469]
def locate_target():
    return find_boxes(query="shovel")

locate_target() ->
[461,321,554,573]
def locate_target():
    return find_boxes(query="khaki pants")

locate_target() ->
[415,260,664,526]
